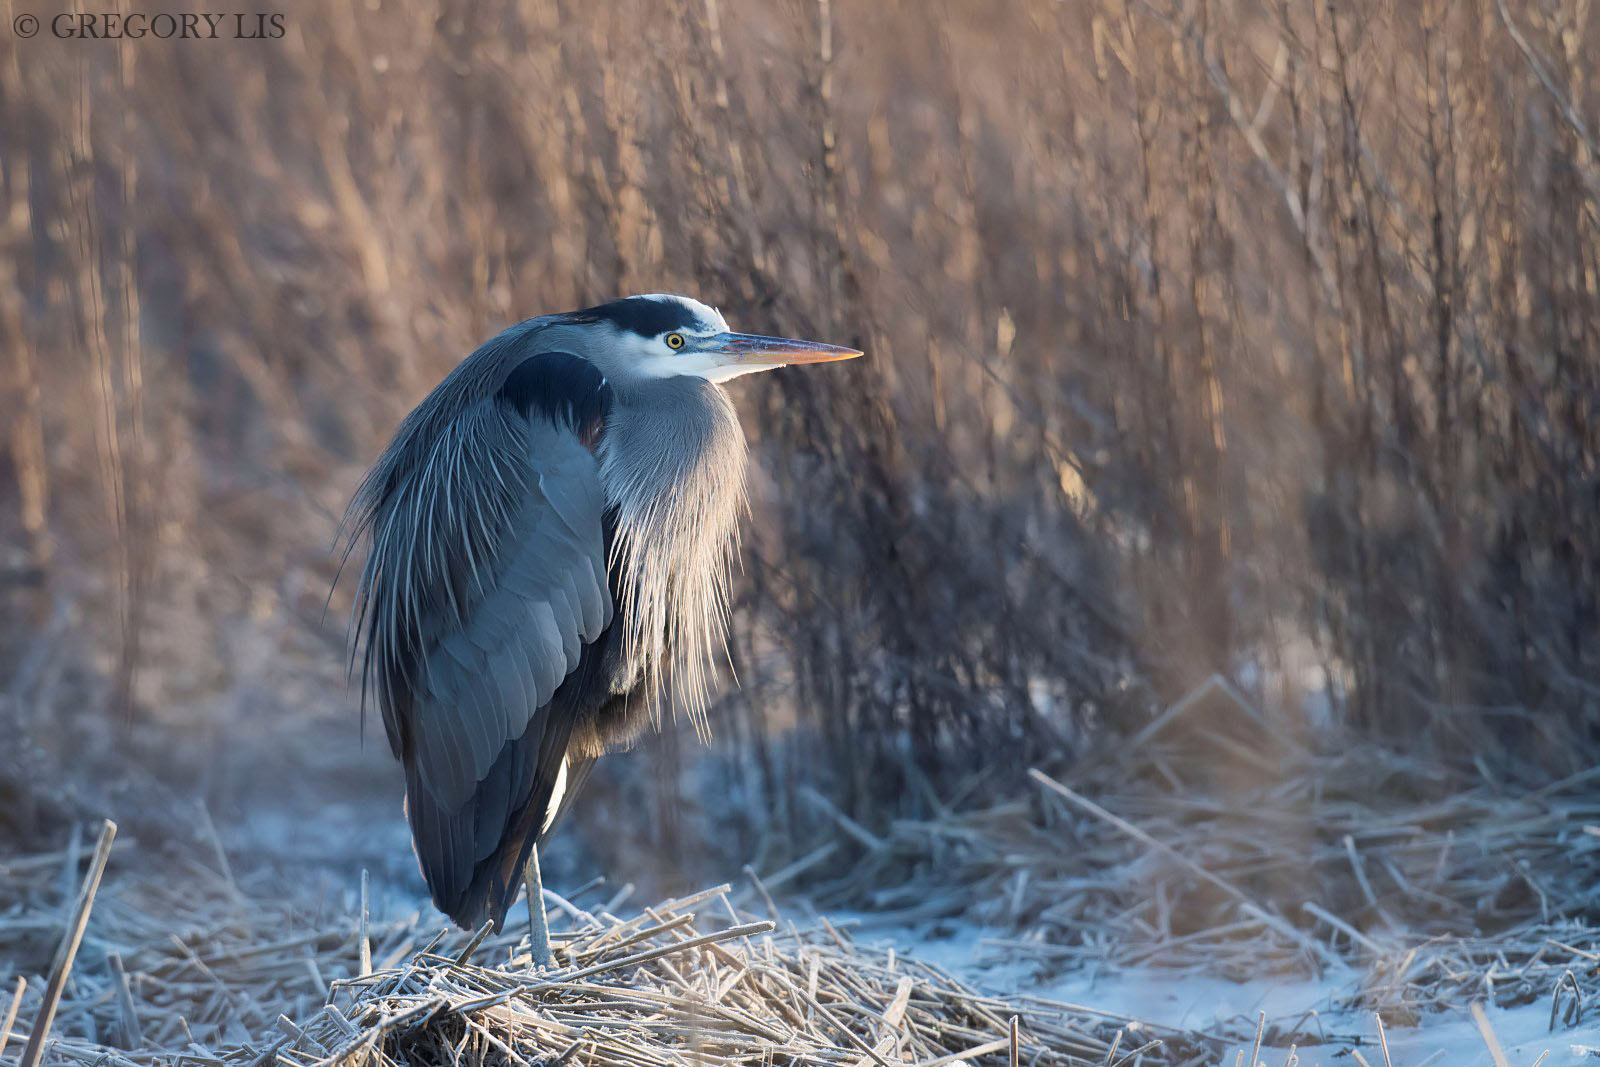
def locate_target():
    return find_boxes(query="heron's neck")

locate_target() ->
[598,377,748,732]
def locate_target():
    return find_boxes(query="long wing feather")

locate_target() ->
[348,345,615,927]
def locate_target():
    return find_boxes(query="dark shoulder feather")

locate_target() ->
[496,352,611,449]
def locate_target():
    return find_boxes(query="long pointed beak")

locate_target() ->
[708,332,863,369]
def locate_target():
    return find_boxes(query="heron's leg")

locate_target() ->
[523,845,554,969]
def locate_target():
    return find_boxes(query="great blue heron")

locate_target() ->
[347,294,860,965]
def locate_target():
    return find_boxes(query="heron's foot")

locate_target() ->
[512,931,557,970]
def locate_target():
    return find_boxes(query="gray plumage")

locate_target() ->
[344,294,859,935]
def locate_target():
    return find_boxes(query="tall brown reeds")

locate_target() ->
[0,0,1595,844]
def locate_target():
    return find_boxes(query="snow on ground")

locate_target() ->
[223,777,1598,1067]
[1339,1002,1598,1067]
[836,915,1596,1067]
[210,723,1596,1067]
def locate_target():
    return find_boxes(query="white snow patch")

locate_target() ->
[840,916,1595,1067]
[1218,999,1594,1067]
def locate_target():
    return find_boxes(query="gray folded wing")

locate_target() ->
[352,394,612,923]
[409,430,611,811]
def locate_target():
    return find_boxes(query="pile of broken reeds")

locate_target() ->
[797,676,1600,1029]
[0,821,1219,1067]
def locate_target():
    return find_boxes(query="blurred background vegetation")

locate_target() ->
[1,0,1596,893]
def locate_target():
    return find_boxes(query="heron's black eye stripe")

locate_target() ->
[498,352,612,442]
[568,296,701,338]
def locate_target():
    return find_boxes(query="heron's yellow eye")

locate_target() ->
[665,332,686,350]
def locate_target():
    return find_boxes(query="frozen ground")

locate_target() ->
[829,915,1595,1067]
[215,805,1600,1067]
[191,714,1596,1067]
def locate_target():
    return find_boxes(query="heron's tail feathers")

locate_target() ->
[402,718,569,931]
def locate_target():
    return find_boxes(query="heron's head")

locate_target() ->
[552,294,861,386]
